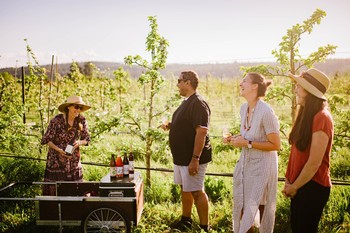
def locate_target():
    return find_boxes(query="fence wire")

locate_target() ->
[1,153,349,186]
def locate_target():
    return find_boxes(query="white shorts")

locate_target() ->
[174,163,208,192]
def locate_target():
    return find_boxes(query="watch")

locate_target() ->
[192,155,200,160]
[247,140,253,149]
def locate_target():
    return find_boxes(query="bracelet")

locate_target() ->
[192,155,200,160]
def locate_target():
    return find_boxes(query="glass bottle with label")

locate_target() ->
[115,153,124,178]
[129,149,134,178]
[110,154,117,178]
[123,152,129,176]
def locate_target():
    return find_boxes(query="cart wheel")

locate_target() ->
[84,207,129,233]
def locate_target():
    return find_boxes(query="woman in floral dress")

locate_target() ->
[41,96,91,196]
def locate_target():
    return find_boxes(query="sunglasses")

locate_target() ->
[177,79,189,84]
[70,104,83,110]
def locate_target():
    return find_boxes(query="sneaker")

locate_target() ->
[170,217,193,231]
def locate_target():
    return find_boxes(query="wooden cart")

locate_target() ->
[0,172,144,233]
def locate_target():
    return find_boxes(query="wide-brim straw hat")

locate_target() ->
[58,96,91,113]
[288,68,330,100]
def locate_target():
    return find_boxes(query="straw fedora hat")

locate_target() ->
[288,68,330,100]
[58,96,91,113]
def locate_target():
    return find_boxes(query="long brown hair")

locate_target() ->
[289,93,326,151]
[248,72,272,97]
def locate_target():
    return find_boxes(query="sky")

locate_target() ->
[1,0,350,68]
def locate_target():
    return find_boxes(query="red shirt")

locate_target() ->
[285,108,333,187]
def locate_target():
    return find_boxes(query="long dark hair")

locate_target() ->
[64,106,80,131]
[289,93,326,151]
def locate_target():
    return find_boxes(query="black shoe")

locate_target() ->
[170,217,192,231]
[199,224,212,232]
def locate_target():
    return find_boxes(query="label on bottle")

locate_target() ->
[129,161,134,178]
[129,161,134,170]
[110,167,117,177]
[116,167,123,178]
[65,144,74,154]
[123,165,129,175]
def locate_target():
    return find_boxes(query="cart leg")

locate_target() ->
[58,203,63,233]
[84,207,129,233]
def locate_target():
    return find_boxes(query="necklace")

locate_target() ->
[244,106,255,131]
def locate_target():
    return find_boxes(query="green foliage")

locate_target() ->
[67,61,84,81]
[330,148,350,179]
[0,158,44,233]
[204,176,230,203]
[0,158,44,188]
[113,67,131,113]
[0,205,34,233]
[328,94,350,150]
[0,72,35,154]
[242,9,337,120]
[83,62,99,78]
[123,16,172,186]
[274,186,292,233]
[320,186,350,232]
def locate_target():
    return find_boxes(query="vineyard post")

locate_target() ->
[21,66,26,124]
[48,55,54,124]
[56,56,59,94]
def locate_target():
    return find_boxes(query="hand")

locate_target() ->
[58,148,67,156]
[159,123,169,130]
[188,159,199,176]
[283,181,298,198]
[231,135,246,148]
[223,136,233,144]
[58,148,71,159]
[74,140,84,149]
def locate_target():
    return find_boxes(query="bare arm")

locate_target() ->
[188,126,208,175]
[47,141,67,157]
[230,132,281,151]
[193,126,208,156]
[283,131,329,197]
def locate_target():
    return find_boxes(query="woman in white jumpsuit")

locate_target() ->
[224,72,281,233]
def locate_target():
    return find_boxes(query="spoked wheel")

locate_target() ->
[84,207,129,233]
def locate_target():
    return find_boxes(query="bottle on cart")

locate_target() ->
[110,154,117,179]
[129,149,134,178]
[123,152,129,176]
[115,153,124,178]
[65,131,77,156]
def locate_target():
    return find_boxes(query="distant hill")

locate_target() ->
[1,59,349,79]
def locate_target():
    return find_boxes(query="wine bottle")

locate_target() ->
[115,153,124,178]
[123,152,129,176]
[65,131,77,156]
[129,149,134,178]
[110,154,117,178]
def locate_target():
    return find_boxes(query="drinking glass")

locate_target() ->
[222,127,231,139]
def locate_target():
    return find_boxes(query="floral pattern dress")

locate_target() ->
[41,114,90,195]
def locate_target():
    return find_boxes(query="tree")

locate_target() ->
[83,62,99,78]
[67,61,84,81]
[241,9,337,120]
[124,16,169,186]
[113,67,130,113]
[25,39,48,138]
